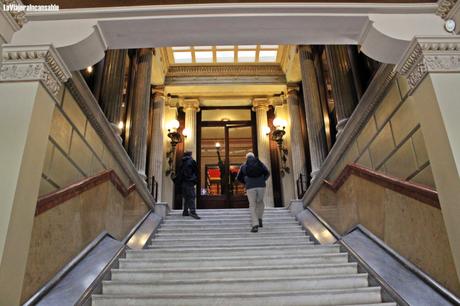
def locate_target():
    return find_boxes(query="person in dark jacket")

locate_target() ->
[176,151,200,219]
[236,152,270,232]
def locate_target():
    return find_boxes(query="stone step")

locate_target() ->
[147,237,313,248]
[162,220,299,226]
[141,243,331,255]
[153,231,307,239]
[102,273,369,295]
[157,223,303,231]
[165,215,294,220]
[152,234,310,242]
[119,253,348,269]
[110,262,358,282]
[92,287,384,306]
[156,226,304,234]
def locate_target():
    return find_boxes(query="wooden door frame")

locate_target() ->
[197,107,257,209]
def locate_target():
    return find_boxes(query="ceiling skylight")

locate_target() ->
[170,45,279,64]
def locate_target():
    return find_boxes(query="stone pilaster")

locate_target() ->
[182,98,200,158]
[299,45,328,180]
[99,49,127,126]
[148,86,165,200]
[0,44,70,305]
[253,98,274,207]
[127,48,153,180]
[397,36,460,281]
[325,45,358,134]
[286,84,307,196]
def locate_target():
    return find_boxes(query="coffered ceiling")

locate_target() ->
[23,0,436,9]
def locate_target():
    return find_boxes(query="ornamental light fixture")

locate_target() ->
[271,117,290,176]
[166,119,182,177]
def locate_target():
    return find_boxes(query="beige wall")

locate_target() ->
[21,183,148,302]
[40,87,131,197]
[21,83,151,302]
[329,76,435,189]
[310,175,460,296]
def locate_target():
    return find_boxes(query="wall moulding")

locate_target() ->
[66,72,155,208]
[302,63,397,207]
[0,44,71,99]
[35,169,136,216]
[396,36,460,90]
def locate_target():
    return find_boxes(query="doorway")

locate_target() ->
[197,107,257,209]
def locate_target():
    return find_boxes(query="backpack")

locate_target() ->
[246,159,265,178]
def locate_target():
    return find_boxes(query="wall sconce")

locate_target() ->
[182,128,191,139]
[166,119,182,177]
[262,126,271,136]
[86,66,93,74]
[271,117,290,176]
[215,142,221,151]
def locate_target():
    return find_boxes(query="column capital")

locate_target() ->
[396,36,460,90]
[181,98,200,111]
[436,0,458,19]
[0,0,28,30]
[286,83,300,96]
[0,44,71,99]
[298,45,314,61]
[252,97,270,111]
[152,85,165,100]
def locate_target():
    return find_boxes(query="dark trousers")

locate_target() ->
[182,182,196,213]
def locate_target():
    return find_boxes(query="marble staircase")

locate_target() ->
[92,208,396,306]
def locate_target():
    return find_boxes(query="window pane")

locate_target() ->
[259,50,277,62]
[216,51,234,63]
[260,45,279,49]
[238,50,256,62]
[172,46,191,50]
[238,45,257,49]
[195,51,213,63]
[216,45,234,49]
[173,51,193,63]
[194,46,213,50]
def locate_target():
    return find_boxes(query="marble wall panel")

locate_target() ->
[411,128,430,168]
[62,89,87,135]
[410,164,436,188]
[368,123,395,168]
[49,107,72,153]
[357,148,373,170]
[390,97,418,145]
[374,81,401,129]
[21,182,149,303]
[47,148,83,188]
[384,139,418,180]
[69,132,93,176]
[356,116,377,153]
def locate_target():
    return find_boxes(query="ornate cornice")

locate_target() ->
[396,37,460,90]
[0,45,71,99]
[436,0,458,19]
[0,0,28,29]
[167,64,284,78]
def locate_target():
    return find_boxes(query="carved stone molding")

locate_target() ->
[0,45,71,99]
[0,0,28,29]
[436,0,458,19]
[396,37,460,89]
[167,64,284,77]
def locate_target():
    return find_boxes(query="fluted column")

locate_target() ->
[99,49,127,127]
[128,48,153,180]
[253,98,274,207]
[287,84,307,194]
[182,98,200,157]
[299,45,328,180]
[148,86,165,200]
[326,45,358,134]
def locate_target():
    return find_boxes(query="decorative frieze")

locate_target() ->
[436,0,458,19]
[0,45,71,99]
[167,64,284,77]
[0,0,28,28]
[397,37,460,89]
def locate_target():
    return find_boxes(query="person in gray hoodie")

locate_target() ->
[236,152,270,232]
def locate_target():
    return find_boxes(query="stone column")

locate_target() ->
[128,48,153,180]
[182,98,200,158]
[299,45,328,179]
[286,84,307,196]
[0,44,71,305]
[326,45,358,135]
[99,49,127,128]
[148,86,165,201]
[397,36,460,281]
[253,98,274,207]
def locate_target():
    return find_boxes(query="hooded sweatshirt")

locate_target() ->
[236,156,270,190]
